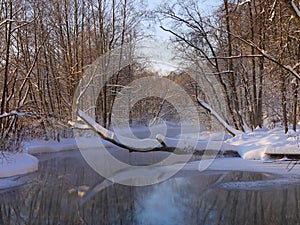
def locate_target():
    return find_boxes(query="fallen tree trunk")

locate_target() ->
[73,107,240,153]
[74,109,172,152]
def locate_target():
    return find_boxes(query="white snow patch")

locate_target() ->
[23,138,117,154]
[0,152,38,178]
[23,139,78,154]
[184,158,300,176]
[225,127,300,160]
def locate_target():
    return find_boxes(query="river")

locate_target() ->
[1,149,300,225]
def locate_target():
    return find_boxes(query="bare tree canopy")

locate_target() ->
[1,0,300,152]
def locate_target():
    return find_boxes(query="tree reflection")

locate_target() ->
[1,151,300,224]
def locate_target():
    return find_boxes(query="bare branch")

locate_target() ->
[202,20,300,81]
[209,54,263,60]
[160,25,217,68]
[238,0,251,6]
[205,71,235,76]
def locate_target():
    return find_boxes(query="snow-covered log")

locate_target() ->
[197,98,243,136]
[75,109,168,152]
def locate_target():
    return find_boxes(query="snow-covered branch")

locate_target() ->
[74,109,168,152]
[227,33,300,81]
[0,19,16,28]
[238,0,251,7]
[209,54,263,60]
[202,20,300,81]
[197,98,243,136]
[0,110,34,119]
[286,0,300,20]
[293,62,300,70]
[68,121,91,130]
[233,32,300,80]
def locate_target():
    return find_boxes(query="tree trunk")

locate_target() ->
[292,79,298,131]
[0,1,13,137]
[224,0,244,131]
[257,3,265,128]
[248,1,258,128]
[281,76,288,133]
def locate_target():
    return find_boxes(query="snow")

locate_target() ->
[2,122,300,191]
[0,152,38,178]
[22,123,300,162]
[226,127,300,160]
[238,0,251,6]
[77,109,163,151]
[23,137,118,154]
[23,139,78,154]
[150,61,179,77]
[185,157,300,176]
[195,98,296,160]
[158,136,234,152]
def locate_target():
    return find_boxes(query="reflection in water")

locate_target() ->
[1,150,300,224]
[135,179,187,225]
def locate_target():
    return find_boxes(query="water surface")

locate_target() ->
[1,150,300,225]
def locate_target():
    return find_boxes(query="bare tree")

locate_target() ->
[157,0,300,133]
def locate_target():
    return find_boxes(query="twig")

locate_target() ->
[0,110,35,119]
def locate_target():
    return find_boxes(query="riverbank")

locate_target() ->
[1,125,300,189]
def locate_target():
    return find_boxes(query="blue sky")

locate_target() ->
[145,0,222,40]
[139,0,223,75]
[146,0,222,11]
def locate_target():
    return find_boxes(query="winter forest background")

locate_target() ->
[0,0,300,152]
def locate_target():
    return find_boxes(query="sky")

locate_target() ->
[145,0,222,40]
[135,40,183,76]
[139,0,223,75]
[146,0,222,11]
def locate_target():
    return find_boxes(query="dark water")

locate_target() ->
[1,150,300,225]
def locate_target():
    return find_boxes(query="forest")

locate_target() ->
[0,0,300,152]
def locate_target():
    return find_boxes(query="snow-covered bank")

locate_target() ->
[2,124,300,186]
[0,152,38,178]
[185,158,300,176]
[23,138,78,154]
[23,138,117,154]
[226,127,300,160]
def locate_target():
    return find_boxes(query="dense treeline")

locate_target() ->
[1,0,300,151]
[0,0,144,150]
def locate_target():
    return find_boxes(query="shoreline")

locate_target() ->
[1,148,300,191]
